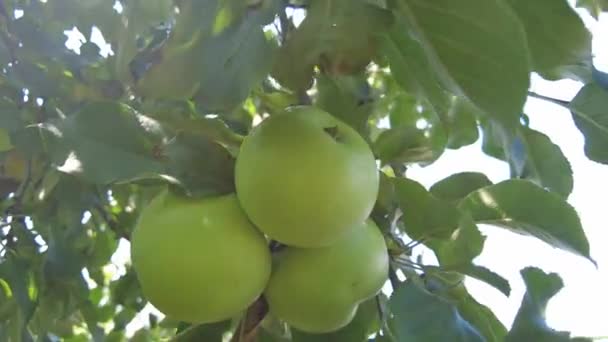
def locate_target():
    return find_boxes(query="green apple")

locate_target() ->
[235,106,379,247]
[264,220,389,333]
[130,190,271,323]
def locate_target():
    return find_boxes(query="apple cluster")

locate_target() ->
[130,106,389,334]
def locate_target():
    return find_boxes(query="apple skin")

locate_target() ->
[235,106,379,248]
[264,220,389,333]
[130,190,271,324]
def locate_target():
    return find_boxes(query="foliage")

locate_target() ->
[0,0,605,341]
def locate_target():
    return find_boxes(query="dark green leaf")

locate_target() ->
[447,282,508,342]
[86,229,118,268]
[506,267,589,342]
[459,180,593,262]
[447,264,511,297]
[162,132,236,197]
[195,6,278,112]
[518,127,573,197]
[569,83,608,164]
[35,102,164,184]
[316,74,374,135]
[395,0,531,129]
[388,280,484,342]
[393,178,460,240]
[445,97,480,149]
[480,118,508,161]
[0,97,21,131]
[0,253,37,333]
[508,0,592,81]
[43,226,87,281]
[479,121,573,197]
[273,0,392,90]
[374,96,447,166]
[593,66,608,91]
[110,269,145,313]
[0,129,12,151]
[430,172,493,202]
[380,16,451,117]
[428,215,485,267]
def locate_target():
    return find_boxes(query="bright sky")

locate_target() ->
[57,2,608,339]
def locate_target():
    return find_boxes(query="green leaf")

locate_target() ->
[388,280,484,342]
[393,178,460,241]
[195,5,278,112]
[478,121,573,197]
[292,298,380,342]
[157,116,244,151]
[86,229,118,269]
[43,226,87,281]
[394,0,531,129]
[0,97,21,131]
[593,67,608,91]
[569,83,608,164]
[430,172,493,202]
[374,96,447,166]
[445,97,480,149]
[113,0,174,81]
[0,128,13,152]
[316,74,374,135]
[110,269,145,313]
[480,118,508,161]
[35,102,164,184]
[380,16,451,117]
[576,0,608,18]
[447,264,511,297]
[273,0,392,90]
[447,282,508,342]
[508,0,592,81]
[459,180,593,262]
[0,253,37,330]
[0,39,10,66]
[506,267,590,342]
[428,215,485,267]
[162,132,236,197]
[518,127,573,197]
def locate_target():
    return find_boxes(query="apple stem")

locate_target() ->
[231,297,268,342]
[323,126,342,142]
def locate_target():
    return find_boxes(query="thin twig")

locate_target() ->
[388,266,401,290]
[404,238,426,250]
[393,259,425,271]
[278,1,291,45]
[528,91,570,108]
[92,191,130,241]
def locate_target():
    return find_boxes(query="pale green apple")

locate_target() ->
[235,106,379,247]
[130,190,271,323]
[264,220,389,333]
